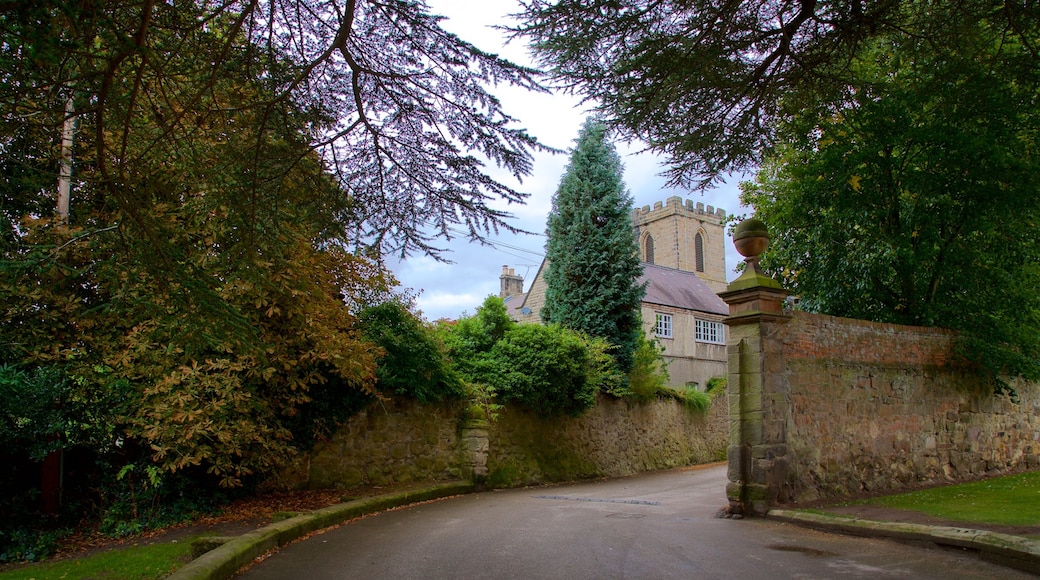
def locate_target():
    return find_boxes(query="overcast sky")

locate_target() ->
[390,0,749,321]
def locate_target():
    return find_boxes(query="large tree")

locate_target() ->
[741,25,1040,387]
[0,0,549,485]
[515,0,1040,187]
[1,0,548,257]
[542,118,645,373]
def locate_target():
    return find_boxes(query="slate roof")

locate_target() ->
[639,262,728,315]
[503,292,528,318]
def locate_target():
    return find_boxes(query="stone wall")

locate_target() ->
[486,393,728,486]
[723,304,1040,515]
[268,398,469,491]
[779,312,1040,504]
[268,394,728,491]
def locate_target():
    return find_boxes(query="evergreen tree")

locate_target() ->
[543,119,645,372]
[516,0,1040,188]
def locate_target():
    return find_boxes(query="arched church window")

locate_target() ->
[695,232,705,272]
[645,234,655,264]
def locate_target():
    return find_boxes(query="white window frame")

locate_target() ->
[695,319,725,345]
[654,313,673,338]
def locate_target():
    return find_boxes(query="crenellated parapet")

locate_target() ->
[631,195,727,224]
[631,196,728,293]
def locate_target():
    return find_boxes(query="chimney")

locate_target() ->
[499,265,524,298]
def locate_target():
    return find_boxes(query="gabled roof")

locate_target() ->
[503,292,528,318]
[639,262,728,315]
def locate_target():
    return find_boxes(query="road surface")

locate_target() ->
[237,465,1028,579]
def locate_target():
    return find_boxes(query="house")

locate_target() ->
[500,196,728,389]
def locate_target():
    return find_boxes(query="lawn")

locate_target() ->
[0,538,195,580]
[851,470,1040,527]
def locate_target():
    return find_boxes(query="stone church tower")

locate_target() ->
[631,196,727,294]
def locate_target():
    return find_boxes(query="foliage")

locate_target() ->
[542,118,645,373]
[438,295,517,383]
[1,0,549,259]
[359,301,464,403]
[0,0,552,492]
[515,0,1040,188]
[624,332,670,401]
[465,382,503,423]
[440,297,616,418]
[582,333,626,398]
[0,528,66,565]
[97,463,226,538]
[705,376,727,394]
[484,324,599,418]
[741,23,1040,388]
[0,364,118,461]
[678,388,711,415]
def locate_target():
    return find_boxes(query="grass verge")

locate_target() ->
[0,537,198,580]
[849,470,1040,527]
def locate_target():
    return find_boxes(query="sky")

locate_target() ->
[390,0,750,321]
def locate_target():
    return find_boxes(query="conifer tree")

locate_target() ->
[543,118,645,372]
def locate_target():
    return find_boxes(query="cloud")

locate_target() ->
[389,0,751,321]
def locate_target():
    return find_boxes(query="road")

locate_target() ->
[237,465,1029,579]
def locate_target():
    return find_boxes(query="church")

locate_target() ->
[499,196,728,390]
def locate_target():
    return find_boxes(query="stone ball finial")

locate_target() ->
[725,218,784,292]
[733,218,770,260]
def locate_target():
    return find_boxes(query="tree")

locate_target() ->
[741,26,1040,387]
[1,0,548,258]
[542,118,645,372]
[515,0,1040,188]
[0,0,552,486]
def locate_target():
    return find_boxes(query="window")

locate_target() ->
[695,319,725,344]
[654,313,672,338]
[695,232,705,272]
[644,234,655,264]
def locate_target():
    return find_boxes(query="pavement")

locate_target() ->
[167,467,1040,580]
[767,509,1040,575]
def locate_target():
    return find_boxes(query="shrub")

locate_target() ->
[581,334,626,397]
[624,333,670,401]
[486,324,598,417]
[359,301,464,403]
[705,376,727,394]
[679,387,711,412]
[438,295,515,383]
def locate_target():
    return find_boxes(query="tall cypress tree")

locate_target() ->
[543,118,645,372]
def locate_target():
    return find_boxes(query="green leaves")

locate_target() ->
[484,324,598,418]
[743,17,1040,387]
[516,0,1040,188]
[439,296,618,418]
[358,301,464,404]
[543,118,645,373]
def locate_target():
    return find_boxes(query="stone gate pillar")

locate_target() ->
[718,219,791,516]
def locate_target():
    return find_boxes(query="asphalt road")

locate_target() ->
[236,465,1029,579]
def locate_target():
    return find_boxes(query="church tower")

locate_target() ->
[631,196,727,293]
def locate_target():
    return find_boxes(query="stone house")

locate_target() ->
[501,196,728,390]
